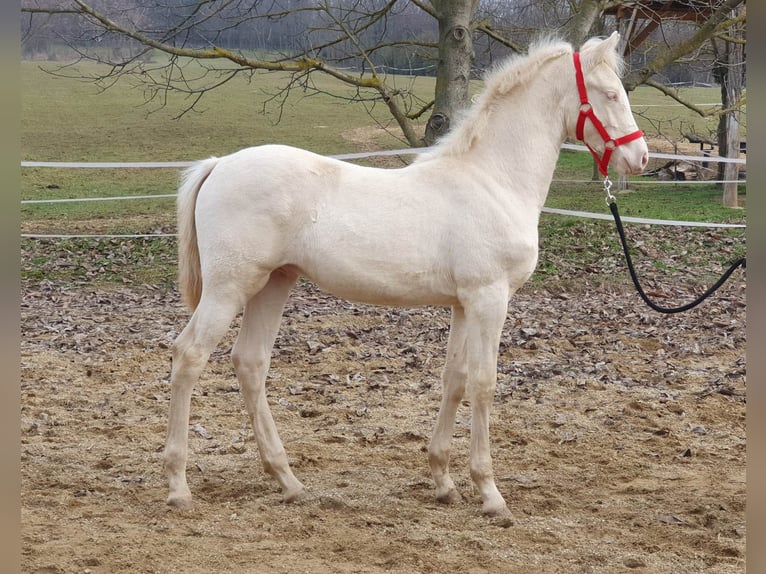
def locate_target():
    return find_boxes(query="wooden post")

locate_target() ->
[721,5,745,208]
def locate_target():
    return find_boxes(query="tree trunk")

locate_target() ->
[424,0,478,146]
[722,112,741,208]
[718,6,745,208]
[563,0,605,47]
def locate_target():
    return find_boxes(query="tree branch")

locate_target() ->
[643,79,716,117]
[643,78,745,119]
[623,0,746,90]
[474,21,523,53]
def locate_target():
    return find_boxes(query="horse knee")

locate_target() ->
[443,364,467,392]
[467,377,496,405]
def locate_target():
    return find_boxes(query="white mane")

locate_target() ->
[424,35,625,159]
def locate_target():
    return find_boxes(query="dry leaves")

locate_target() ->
[20,224,747,574]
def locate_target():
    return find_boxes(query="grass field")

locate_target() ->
[21,58,746,286]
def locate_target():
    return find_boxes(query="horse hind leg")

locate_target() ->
[428,305,468,505]
[164,290,245,509]
[231,268,306,503]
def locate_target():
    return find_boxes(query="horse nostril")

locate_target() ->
[641,152,648,169]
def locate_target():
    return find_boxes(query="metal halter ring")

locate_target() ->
[603,176,616,205]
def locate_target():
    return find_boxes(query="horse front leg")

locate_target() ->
[462,284,512,518]
[428,305,468,505]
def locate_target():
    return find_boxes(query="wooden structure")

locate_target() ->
[604,1,716,56]
[604,1,745,207]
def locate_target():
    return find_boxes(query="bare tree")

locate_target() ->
[21,0,746,150]
[619,0,746,90]
[22,0,440,145]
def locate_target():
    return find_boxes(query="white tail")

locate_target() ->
[176,157,218,311]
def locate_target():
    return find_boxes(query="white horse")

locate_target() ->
[163,32,648,518]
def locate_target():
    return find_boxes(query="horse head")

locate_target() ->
[572,32,649,176]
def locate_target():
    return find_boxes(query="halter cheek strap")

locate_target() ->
[573,52,644,177]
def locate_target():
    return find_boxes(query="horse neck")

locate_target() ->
[466,56,575,210]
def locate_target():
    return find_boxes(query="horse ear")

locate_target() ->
[606,31,620,48]
[580,31,621,68]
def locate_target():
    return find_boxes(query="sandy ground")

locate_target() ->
[20,246,746,574]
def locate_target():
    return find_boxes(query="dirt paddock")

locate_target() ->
[21,264,745,573]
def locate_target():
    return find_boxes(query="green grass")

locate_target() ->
[549,150,745,224]
[629,84,745,143]
[22,237,177,286]
[21,60,425,161]
[21,59,431,233]
[22,168,179,233]
[21,59,746,287]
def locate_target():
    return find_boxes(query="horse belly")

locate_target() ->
[296,255,459,307]
[288,221,457,307]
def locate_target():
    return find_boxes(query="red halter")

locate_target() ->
[573,52,644,177]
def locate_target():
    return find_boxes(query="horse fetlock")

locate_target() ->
[164,454,193,509]
[262,456,292,480]
[163,452,188,480]
[166,492,194,510]
[468,460,495,485]
[427,444,449,468]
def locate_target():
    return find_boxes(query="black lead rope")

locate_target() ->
[608,200,746,314]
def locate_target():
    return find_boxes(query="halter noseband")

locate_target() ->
[573,52,643,177]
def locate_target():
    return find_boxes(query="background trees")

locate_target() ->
[21,0,745,150]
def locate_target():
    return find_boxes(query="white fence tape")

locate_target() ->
[19,148,425,169]
[23,233,177,239]
[20,206,745,239]
[21,161,193,169]
[21,144,746,168]
[21,145,746,238]
[541,207,745,228]
[22,194,177,204]
[561,143,746,165]
[21,178,747,206]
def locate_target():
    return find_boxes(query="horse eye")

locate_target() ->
[606,91,619,102]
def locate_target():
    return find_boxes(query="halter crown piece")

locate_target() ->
[573,52,644,177]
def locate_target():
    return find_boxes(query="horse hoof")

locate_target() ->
[436,489,462,505]
[490,514,514,528]
[489,510,514,528]
[167,495,194,510]
[283,487,309,504]
[482,503,513,526]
